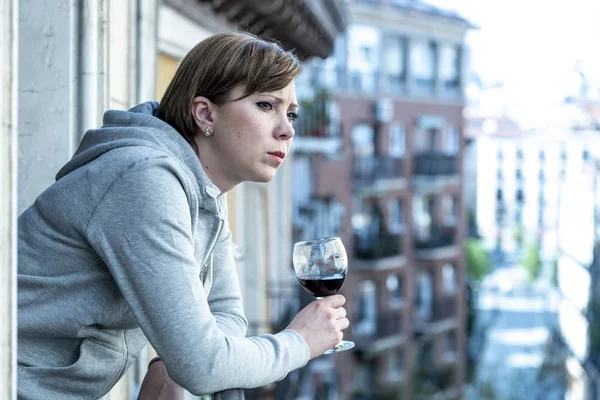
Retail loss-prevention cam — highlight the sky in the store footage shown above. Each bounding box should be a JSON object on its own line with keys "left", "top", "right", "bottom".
{"left": 424, "top": 0, "right": 600, "bottom": 121}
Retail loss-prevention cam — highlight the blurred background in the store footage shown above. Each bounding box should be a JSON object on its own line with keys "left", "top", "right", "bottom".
{"left": 2, "top": 0, "right": 600, "bottom": 399}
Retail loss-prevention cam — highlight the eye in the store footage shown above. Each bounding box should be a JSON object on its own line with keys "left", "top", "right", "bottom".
{"left": 257, "top": 101, "right": 274, "bottom": 111}
{"left": 287, "top": 112, "right": 299, "bottom": 121}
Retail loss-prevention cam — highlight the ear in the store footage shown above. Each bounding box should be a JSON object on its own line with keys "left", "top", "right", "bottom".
{"left": 191, "top": 96, "right": 216, "bottom": 133}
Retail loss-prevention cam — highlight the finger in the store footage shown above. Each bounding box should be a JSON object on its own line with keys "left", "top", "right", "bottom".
{"left": 335, "top": 317, "right": 350, "bottom": 331}
{"left": 332, "top": 306, "right": 346, "bottom": 320}
{"left": 323, "top": 294, "right": 345, "bottom": 308}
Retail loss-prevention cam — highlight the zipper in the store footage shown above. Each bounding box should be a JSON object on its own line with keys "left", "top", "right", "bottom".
{"left": 199, "top": 218, "right": 224, "bottom": 283}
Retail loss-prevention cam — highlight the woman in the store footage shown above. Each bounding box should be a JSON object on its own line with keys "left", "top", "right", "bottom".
{"left": 17, "top": 32, "right": 349, "bottom": 399}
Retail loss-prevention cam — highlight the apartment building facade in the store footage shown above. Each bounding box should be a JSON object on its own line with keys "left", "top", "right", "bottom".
{"left": 556, "top": 154, "right": 600, "bottom": 399}
{"left": 470, "top": 129, "right": 598, "bottom": 263}
{"left": 292, "top": 1, "right": 472, "bottom": 398}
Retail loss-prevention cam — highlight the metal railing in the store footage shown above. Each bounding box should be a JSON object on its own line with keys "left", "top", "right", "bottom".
{"left": 353, "top": 156, "right": 404, "bottom": 184}
{"left": 413, "top": 153, "right": 457, "bottom": 177}
{"left": 355, "top": 232, "right": 403, "bottom": 260}
{"left": 311, "top": 67, "right": 408, "bottom": 94}
{"left": 414, "top": 226, "right": 456, "bottom": 250}
{"left": 354, "top": 310, "right": 404, "bottom": 342}
{"left": 295, "top": 90, "right": 340, "bottom": 138}
{"left": 415, "top": 296, "right": 457, "bottom": 325}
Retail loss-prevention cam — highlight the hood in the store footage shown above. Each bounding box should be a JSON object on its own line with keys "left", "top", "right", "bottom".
{"left": 56, "top": 102, "right": 217, "bottom": 194}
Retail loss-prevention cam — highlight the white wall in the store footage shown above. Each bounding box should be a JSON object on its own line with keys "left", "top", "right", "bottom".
{"left": 1, "top": 0, "right": 18, "bottom": 397}
{"left": 18, "top": 0, "right": 112, "bottom": 214}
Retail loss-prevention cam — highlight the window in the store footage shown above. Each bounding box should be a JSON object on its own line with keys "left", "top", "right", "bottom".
{"left": 495, "top": 207, "right": 505, "bottom": 225}
{"left": 354, "top": 281, "right": 377, "bottom": 336}
{"left": 351, "top": 124, "right": 375, "bottom": 157}
{"left": 445, "top": 126, "right": 460, "bottom": 155}
{"left": 496, "top": 189, "right": 503, "bottom": 201}
{"left": 387, "top": 274, "right": 404, "bottom": 302}
{"left": 442, "top": 264, "right": 456, "bottom": 294}
{"left": 439, "top": 44, "right": 459, "bottom": 87}
{"left": 516, "top": 189, "right": 524, "bottom": 203}
{"left": 411, "top": 39, "right": 436, "bottom": 92}
{"left": 419, "top": 341, "right": 434, "bottom": 365}
{"left": 516, "top": 169, "right": 522, "bottom": 180}
{"left": 360, "top": 46, "right": 373, "bottom": 60}
{"left": 384, "top": 36, "right": 405, "bottom": 90}
{"left": 583, "top": 149, "right": 590, "bottom": 160}
{"left": 354, "top": 364, "right": 374, "bottom": 395}
{"left": 442, "top": 195, "right": 458, "bottom": 224}
{"left": 444, "top": 331, "right": 457, "bottom": 361}
{"left": 416, "top": 272, "right": 433, "bottom": 320}
{"left": 347, "top": 25, "right": 381, "bottom": 92}
{"left": 388, "top": 199, "right": 405, "bottom": 233}
{"left": 387, "top": 350, "right": 404, "bottom": 379}
{"left": 413, "top": 195, "right": 432, "bottom": 241}
{"left": 389, "top": 123, "right": 406, "bottom": 157}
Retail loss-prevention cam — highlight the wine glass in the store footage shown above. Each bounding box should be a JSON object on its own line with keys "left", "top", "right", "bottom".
{"left": 293, "top": 236, "right": 354, "bottom": 354}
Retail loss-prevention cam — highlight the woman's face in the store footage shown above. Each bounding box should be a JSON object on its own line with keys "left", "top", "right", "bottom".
{"left": 194, "top": 82, "right": 298, "bottom": 192}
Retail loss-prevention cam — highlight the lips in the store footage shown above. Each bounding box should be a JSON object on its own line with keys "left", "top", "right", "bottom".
{"left": 268, "top": 151, "right": 286, "bottom": 162}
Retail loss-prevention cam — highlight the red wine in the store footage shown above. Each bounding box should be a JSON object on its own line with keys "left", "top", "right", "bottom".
{"left": 298, "top": 274, "right": 345, "bottom": 297}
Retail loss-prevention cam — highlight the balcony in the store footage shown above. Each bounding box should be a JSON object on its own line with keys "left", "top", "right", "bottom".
{"left": 293, "top": 89, "right": 342, "bottom": 155}
{"left": 355, "top": 232, "right": 403, "bottom": 260}
{"left": 414, "top": 296, "right": 458, "bottom": 333}
{"left": 353, "top": 310, "right": 405, "bottom": 352}
{"left": 414, "top": 226, "right": 456, "bottom": 250}
{"left": 353, "top": 156, "right": 405, "bottom": 185}
{"left": 413, "top": 153, "right": 457, "bottom": 177}
{"left": 414, "top": 366, "right": 459, "bottom": 399}
{"left": 441, "top": 80, "right": 461, "bottom": 99}
{"left": 309, "top": 66, "right": 463, "bottom": 101}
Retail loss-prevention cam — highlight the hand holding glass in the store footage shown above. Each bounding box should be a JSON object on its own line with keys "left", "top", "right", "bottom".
{"left": 293, "top": 237, "right": 354, "bottom": 354}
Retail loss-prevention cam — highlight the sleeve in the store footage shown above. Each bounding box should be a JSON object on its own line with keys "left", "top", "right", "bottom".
{"left": 86, "top": 159, "right": 309, "bottom": 395}
{"left": 206, "top": 216, "right": 248, "bottom": 339}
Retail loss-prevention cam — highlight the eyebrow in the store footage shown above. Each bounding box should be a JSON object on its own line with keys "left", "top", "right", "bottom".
{"left": 259, "top": 94, "right": 299, "bottom": 110}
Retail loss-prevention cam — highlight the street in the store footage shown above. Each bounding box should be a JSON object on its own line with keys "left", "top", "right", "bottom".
{"left": 465, "top": 265, "right": 565, "bottom": 399}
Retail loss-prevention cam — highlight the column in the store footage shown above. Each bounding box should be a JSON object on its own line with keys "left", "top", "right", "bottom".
{"left": 18, "top": 0, "right": 108, "bottom": 213}
{"left": 0, "top": 0, "right": 18, "bottom": 397}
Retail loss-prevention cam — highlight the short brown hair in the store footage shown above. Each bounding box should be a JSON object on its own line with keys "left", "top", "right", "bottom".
{"left": 158, "top": 32, "right": 302, "bottom": 153}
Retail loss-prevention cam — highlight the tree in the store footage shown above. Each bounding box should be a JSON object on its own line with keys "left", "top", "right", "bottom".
{"left": 465, "top": 238, "right": 492, "bottom": 282}
{"left": 513, "top": 228, "right": 524, "bottom": 249}
{"left": 521, "top": 242, "right": 542, "bottom": 282}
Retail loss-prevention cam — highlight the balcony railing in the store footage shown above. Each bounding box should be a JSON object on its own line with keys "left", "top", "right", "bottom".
{"left": 311, "top": 67, "right": 409, "bottom": 95}
{"left": 414, "top": 226, "right": 456, "bottom": 250}
{"left": 353, "top": 156, "right": 404, "bottom": 184}
{"left": 413, "top": 153, "right": 457, "bottom": 177}
{"left": 355, "top": 232, "right": 403, "bottom": 260}
{"left": 415, "top": 296, "right": 457, "bottom": 326}
{"left": 353, "top": 310, "right": 404, "bottom": 343}
{"left": 295, "top": 90, "right": 339, "bottom": 138}
{"left": 377, "top": 311, "right": 404, "bottom": 339}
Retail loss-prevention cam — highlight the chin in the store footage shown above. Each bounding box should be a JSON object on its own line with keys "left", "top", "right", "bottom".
{"left": 250, "top": 168, "right": 277, "bottom": 183}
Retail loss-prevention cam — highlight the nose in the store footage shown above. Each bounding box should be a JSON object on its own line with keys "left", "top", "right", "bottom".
{"left": 276, "top": 116, "right": 295, "bottom": 140}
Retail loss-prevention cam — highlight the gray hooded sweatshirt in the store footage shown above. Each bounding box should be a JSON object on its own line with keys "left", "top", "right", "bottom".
{"left": 17, "top": 102, "right": 309, "bottom": 399}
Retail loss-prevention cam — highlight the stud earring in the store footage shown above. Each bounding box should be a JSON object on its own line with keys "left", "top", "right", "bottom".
{"left": 204, "top": 126, "right": 213, "bottom": 137}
